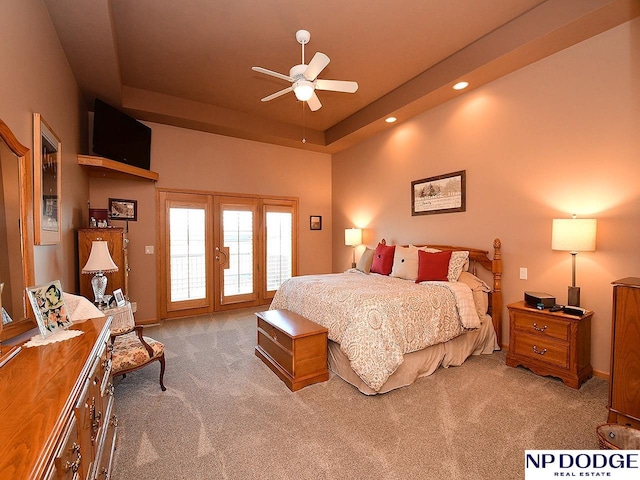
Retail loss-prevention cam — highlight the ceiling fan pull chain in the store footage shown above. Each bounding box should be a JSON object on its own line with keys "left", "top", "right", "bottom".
{"left": 302, "top": 102, "right": 306, "bottom": 143}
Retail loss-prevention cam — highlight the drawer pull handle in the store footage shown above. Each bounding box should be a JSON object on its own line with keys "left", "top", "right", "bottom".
{"left": 532, "top": 323, "right": 547, "bottom": 332}
{"left": 65, "top": 453, "right": 82, "bottom": 473}
{"left": 532, "top": 345, "right": 547, "bottom": 355}
{"left": 271, "top": 331, "right": 278, "bottom": 341}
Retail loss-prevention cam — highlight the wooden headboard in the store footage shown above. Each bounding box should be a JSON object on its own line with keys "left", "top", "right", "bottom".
{"left": 380, "top": 238, "right": 503, "bottom": 347}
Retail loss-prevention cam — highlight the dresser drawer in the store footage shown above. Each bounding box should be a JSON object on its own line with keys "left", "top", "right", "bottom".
{"left": 513, "top": 333, "right": 569, "bottom": 369}
{"left": 54, "top": 416, "right": 81, "bottom": 480}
{"left": 258, "top": 317, "right": 293, "bottom": 351}
{"left": 513, "top": 311, "right": 569, "bottom": 341}
{"left": 257, "top": 330, "right": 293, "bottom": 375}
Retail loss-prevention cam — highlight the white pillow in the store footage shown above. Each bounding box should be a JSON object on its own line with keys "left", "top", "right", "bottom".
{"left": 418, "top": 247, "right": 469, "bottom": 282}
{"left": 356, "top": 247, "right": 375, "bottom": 273}
{"left": 390, "top": 245, "right": 419, "bottom": 281}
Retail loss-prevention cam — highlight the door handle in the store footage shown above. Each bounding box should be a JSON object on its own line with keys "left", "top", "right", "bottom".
{"left": 215, "top": 246, "right": 229, "bottom": 268}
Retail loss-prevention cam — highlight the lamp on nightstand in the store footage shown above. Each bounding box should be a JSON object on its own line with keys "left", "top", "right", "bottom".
{"left": 82, "top": 240, "right": 119, "bottom": 308}
{"left": 551, "top": 215, "right": 597, "bottom": 307}
{"left": 345, "top": 228, "right": 362, "bottom": 269}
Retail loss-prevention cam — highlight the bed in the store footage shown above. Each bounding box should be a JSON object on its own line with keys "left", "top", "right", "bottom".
{"left": 270, "top": 238, "right": 503, "bottom": 395}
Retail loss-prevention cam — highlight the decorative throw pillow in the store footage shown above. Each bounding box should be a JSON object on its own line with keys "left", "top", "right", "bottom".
{"left": 390, "top": 245, "right": 419, "bottom": 280}
{"left": 419, "top": 247, "right": 469, "bottom": 282}
{"left": 416, "top": 249, "right": 452, "bottom": 282}
{"left": 447, "top": 250, "right": 470, "bottom": 282}
{"left": 370, "top": 243, "right": 396, "bottom": 275}
{"left": 356, "top": 247, "right": 375, "bottom": 273}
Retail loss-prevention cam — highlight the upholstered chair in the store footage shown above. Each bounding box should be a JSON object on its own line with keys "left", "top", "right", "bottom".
{"left": 105, "top": 302, "right": 166, "bottom": 391}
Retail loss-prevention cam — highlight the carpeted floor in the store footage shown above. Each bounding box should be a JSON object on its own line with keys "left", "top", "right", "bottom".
{"left": 111, "top": 307, "right": 609, "bottom": 480}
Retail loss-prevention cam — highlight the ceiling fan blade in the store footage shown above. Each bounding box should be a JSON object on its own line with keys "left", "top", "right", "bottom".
{"left": 315, "top": 79, "right": 359, "bottom": 93}
{"left": 261, "top": 86, "right": 293, "bottom": 102}
{"left": 252, "top": 66, "right": 294, "bottom": 83}
{"left": 304, "top": 52, "right": 330, "bottom": 81}
{"left": 306, "top": 91, "right": 322, "bottom": 111}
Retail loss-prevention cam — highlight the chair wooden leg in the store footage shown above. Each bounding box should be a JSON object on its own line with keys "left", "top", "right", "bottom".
{"left": 158, "top": 354, "right": 167, "bottom": 391}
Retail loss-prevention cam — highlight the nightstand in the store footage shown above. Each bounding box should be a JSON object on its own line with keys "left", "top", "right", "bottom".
{"left": 506, "top": 301, "right": 593, "bottom": 389}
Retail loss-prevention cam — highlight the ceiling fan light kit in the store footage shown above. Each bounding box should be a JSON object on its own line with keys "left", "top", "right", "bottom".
{"left": 252, "top": 29, "right": 358, "bottom": 111}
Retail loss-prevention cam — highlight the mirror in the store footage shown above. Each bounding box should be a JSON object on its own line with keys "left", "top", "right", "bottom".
{"left": 0, "top": 118, "right": 36, "bottom": 342}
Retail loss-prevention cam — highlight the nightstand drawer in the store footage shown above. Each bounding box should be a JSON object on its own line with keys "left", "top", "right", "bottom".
{"left": 512, "top": 333, "right": 569, "bottom": 369}
{"left": 513, "top": 312, "right": 569, "bottom": 341}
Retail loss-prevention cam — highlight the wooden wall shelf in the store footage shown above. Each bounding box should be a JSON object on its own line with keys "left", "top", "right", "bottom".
{"left": 78, "top": 154, "right": 159, "bottom": 181}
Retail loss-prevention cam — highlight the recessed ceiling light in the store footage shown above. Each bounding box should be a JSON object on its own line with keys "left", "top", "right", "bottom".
{"left": 385, "top": 116, "right": 397, "bottom": 123}
{"left": 453, "top": 81, "right": 469, "bottom": 90}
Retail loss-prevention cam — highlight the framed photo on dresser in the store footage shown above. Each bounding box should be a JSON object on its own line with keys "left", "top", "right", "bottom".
{"left": 113, "top": 288, "right": 126, "bottom": 307}
{"left": 26, "top": 280, "right": 72, "bottom": 337}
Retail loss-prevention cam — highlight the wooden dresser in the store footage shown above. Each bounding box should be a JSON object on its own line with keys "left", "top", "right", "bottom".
{"left": 608, "top": 278, "right": 640, "bottom": 428}
{"left": 0, "top": 316, "right": 117, "bottom": 479}
{"left": 255, "top": 309, "right": 329, "bottom": 391}
{"left": 506, "top": 301, "right": 593, "bottom": 389}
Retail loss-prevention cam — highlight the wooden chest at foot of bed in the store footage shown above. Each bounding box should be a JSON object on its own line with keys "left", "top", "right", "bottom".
{"left": 255, "top": 309, "right": 329, "bottom": 391}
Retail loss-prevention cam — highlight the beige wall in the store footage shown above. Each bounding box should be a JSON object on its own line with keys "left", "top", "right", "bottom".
{"left": 332, "top": 18, "right": 640, "bottom": 376}
{"left": 89, "top": 123, "right": 332, "bottom": 322}
{"left": 0, "top": 0, "right": 88, "bottom": 293}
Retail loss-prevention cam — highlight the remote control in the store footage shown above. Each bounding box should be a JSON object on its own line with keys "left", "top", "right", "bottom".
{"left": 549, "top": 304, "right": 564, "bottom": 312}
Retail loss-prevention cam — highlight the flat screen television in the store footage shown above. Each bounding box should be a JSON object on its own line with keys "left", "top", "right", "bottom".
{"left": 92, "top": 99, "right": 152, "bottom": 170}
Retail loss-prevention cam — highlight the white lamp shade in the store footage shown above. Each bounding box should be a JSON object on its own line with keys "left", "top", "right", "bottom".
{"left": 294, "top": 81, "right": 314, "bottom": 101}
{"left": 344, "top": 228, "right": 362, "bottom": 247}
{"left": 551, "top": 218, "right": 597, "bottom": 252}
{"left": 82, "top": 241, "right": 119, "bottom": 273}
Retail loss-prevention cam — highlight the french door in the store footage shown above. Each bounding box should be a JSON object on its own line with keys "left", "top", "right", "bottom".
{"left": 158, "top": 192, "right": 213, "bottom": 318}
{"left": 214, "top": 196, "right": 259, "bottom": 309}
{"left": 158, "top": 190, "right": 297, "bottom": 319}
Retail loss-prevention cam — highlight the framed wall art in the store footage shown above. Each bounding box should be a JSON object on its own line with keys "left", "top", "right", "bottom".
{"left": 108, "top": 198, "right": 137, "bottom": 221}
{"left": 310, "top": 215, "right": 322, "bottom": 230}
{"left": 411, "top": 170, "right": 466, "bottom": 216}
{"left": 33, "top": 113, "right": 62, "bottom": 245}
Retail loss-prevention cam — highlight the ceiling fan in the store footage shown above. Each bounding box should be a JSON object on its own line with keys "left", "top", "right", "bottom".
{"left": 252, "top": 29, "right": 358, "bottom": 111}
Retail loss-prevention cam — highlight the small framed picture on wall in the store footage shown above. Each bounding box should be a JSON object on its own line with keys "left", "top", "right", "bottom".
{"left": 108, "top": 198, "right": 138, "bottom": 221}
{"left": 310, "top": 215, "right": 322, "bottom": 230}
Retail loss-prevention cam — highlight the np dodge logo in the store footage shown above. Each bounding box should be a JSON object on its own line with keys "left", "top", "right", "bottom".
{"left": 525, "top": 451, "right": 639, "bottom": 479}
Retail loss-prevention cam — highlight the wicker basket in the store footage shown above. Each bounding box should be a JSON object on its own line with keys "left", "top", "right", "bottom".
{"left": 596, "top": 424, "right": 640, "bottom": 450}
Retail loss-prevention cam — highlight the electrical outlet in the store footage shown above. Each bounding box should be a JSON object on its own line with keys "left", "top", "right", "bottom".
{"left": 519, "top": 267, "right": 528, "bottom": 280}
{"left": 145, "top": 245, "right": 154, "bottom": 254}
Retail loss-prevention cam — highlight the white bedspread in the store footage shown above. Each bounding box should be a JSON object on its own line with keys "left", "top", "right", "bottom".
{"left": 270, "top": 271, "right": 480, "bottom": 391}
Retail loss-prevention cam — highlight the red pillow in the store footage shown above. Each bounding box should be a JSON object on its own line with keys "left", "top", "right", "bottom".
{"left": 416, "top": 249, "right": 452, "bottom": 282}
{"left": 370, "top": 243, "right": 396, "bottom": 275}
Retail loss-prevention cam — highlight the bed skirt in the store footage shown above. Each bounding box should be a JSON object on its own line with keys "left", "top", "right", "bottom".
{"left": 327, "top": 314, "right": 499, "bottom": 395}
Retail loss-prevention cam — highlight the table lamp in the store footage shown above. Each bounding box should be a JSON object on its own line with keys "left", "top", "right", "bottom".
{"left": 551, "top": 215, "right": 597, "bottom": 307}
{"left": 82, "top": 240, "right": 119, "bottom": 307}
{"left": 345, "top": 228, "right": 362, "bottom": 268}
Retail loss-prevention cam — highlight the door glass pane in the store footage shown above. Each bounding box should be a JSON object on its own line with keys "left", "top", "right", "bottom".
{"left": 169, "top": 208, "right": 206, "bottom": 301}
{"left": 223, "top": 210, "right": 253, "bottom": 296}
{"left": 266, "top": 211, "right": 292, "bottom": 290}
